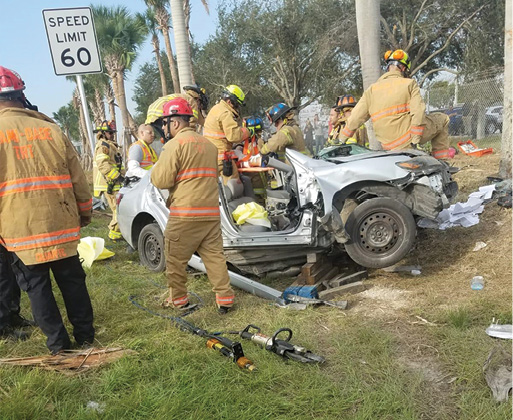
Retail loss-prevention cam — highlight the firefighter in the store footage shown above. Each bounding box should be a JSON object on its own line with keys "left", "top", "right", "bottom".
{"left": 337, "top": 49, "right": 452, "bottom": 160}
{"left": 0, "top": 66, "right": 94, "bottom": 354}
{"left": 145, "top": 84, "right": 209, "bottom": 132}
{"left": 203, "top": 85, "right": 250, "bottom": 182}
{"left": 236, "top": 116, "right": 267, "bottom": 199}
{"left": 327, "top": 95, "right": 368, "bottom": 147}
{"left": 260, "top": 102, "right": 306, "bottom": 162}
{"left": 93, "top": 120, "right": 125, "bottom": 241}
{"left": 126, "top": 124, "right": 158, "bottom": 178}
{"left": 150, "top": 97, "right": 235, "bottom": 315}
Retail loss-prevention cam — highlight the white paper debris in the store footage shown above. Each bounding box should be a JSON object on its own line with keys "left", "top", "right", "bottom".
{"left": 418, "top": 184, "right": 496, "bottom": 230}
{"left": 473, "top": 241, "right": 487, "bottom": 251}
{"left": 486, "top": 324, "right": 513, "bottom": 340}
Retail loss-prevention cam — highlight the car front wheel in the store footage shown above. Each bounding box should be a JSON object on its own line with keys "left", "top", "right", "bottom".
{"left": 344, "top": 197, "right": 416, "bottom": 268}
{"left": 138, "top": 223, "right": 166, "bottom": 272}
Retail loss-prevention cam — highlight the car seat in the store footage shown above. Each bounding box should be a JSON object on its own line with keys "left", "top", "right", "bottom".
{"left": 222, "top": 178, "right": 270, "bottom": 232}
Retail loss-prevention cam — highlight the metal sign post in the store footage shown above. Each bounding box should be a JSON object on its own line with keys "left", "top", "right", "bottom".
{"left": 76, "top": 75, "right": 96, "bottom": 155}
{"left": 42, "top": 7, "right": 102, "bottom": 153}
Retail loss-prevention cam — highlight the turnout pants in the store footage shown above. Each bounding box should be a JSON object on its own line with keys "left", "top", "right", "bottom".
{"left": 421, "top": 113, "right": 451, "bottom": 159}
{"left": 164, "top": 219, "right": 234, "bottom": 308}
{"left": 104, "top": 192, "right": 122, "bottom": 240}
{"left": 10, "top": 253, "right": 94, "bottom": 354}
{"left": 0, "top": 245, "right": 20, "bottom": 330}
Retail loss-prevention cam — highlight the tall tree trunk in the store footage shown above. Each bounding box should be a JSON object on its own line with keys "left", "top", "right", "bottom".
{"left": 183, "top": 0, "right": 195, "bottom": 83}
{"left": 74, "top": 90, "right": 93, "bottom": 170}
{"left": 170, "top": 0, "right": 194, "bottom": 87}
{"left": 153, "top": 35, "right": 168, "bottom": 95}
{"left": 356, "top": 0, "right": 381, "bottom": 150}
{"left": 499, "top": 0, "right": 512, "bottom": 178}
{"left": 106, "top": 84, "right": 116, "bottom": 123}
{"left": 91, "top": 88, "right": 106, "bottom": 125}
{"left": 110, "top": 69, "right": 136, "bottom": 158}
{"left": 162, "top": 26, "right": 180, "bottom": 92}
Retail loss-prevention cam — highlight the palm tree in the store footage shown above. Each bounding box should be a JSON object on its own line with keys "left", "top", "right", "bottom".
{"left": 355, "top": 0, "right": 381, "bottom": 149}
{"left": 92, "top": 5, "right": 147, "bottom": 146}
{"left": 145, "top": 0, "right": 180, "bottom": 93}
{"left": 53, "top": 103, "right": 79, "bottom": 142}
{"left": 82, "top": 73, "right": 110, "bottom": 126}
{"left": 182, "top": 0, "right": 209, "bottom": 83}
{"left": 171, "top": 0, "right": 209, "bottom": 86}
{"left": 137, "top": 9, "right": 168, "bottom": 95}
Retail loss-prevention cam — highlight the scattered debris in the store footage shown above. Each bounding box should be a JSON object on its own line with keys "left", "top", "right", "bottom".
{"left": 275, "top": 302, "right": 308, "bottom": 311}
{"left": 86, "top": 401, "right": 106, "bottom": 413}
{"left": 0, "top": 347, "right": 136, "bottom": 373}
{"left": 325, "top": 270, "right": 368, "bottom": 288}
{"left": 383, "top": 265, "right": 422, "bottom": 275}
{"left": 471, "top": 275, "right": 485, "bottom": 290}
{"left": 486, "top": 319, "right": 513, "bottom": 340}
{"left": 92, "top": 197, "right": 107, "bottom": 211}
{"left": 472, "top": 241, "right": 487, "bottom": 252}
{"left": 483, "top": 346, "right": 512, "bottom": 402}
{"left": 318, "top": 281, "right": 366, "bottom": 300}
{"left": 494, "top": 179, "right": 512, "bottom": 208}
{"left": 412, "top": 315, "right": 438, "bottom": 326}
{"left": 286, "top": 294, "right": 348, "bottom": 310}
{"left": 77, "top": 237, "right": 115, "bottom": 268}
{"left": 418, "top": 184, "right": 495, "bottom": 230}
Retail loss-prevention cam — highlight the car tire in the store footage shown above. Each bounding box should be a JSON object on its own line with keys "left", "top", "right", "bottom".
{"left": 344, "top": 197, "right": 416, "bottom": 269}
{"left": 138, "top": 223, "right": 166, "bottom": 273}
{"left": 485, "top": 121, "right": 496, "bottom": 135}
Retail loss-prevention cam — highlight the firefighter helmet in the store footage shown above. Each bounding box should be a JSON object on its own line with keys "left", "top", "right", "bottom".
{"left": 93, "top": 120, "right": 117, "bottom": 133}
{"left": 162, "top": 97, "right": 194, "bottom": 118}
{"left": 244, "top": 116, "right": 263, "bottom": 132}
{"left": 183, "top": 84, "right": 209, "bottom": 111}
{"left": 384, "top": 49, "right": 411, "bottom": 70}
{"left": 335, "top": 95, "right": 357, "bottom": 110}
{"left": 222, "top": 84, "right": 246, "bottom": 107}
{"left": 0, "top": 66, "right": 26, "bottom": 98}
{"left": 266, "top": 102, "right": 295, "bottom": 124}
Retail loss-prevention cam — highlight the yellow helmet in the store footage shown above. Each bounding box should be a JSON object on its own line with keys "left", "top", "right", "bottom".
{"left": 145, "top": 94, "right": 179, "bottom": 124}
{"left": 93, "top": 120, "right": 116, "bottom": 133}
{"left": 384, "top": 49, "right": 411, "bottom": 70}
{"left": 223, "top": 84, "right": 246, "bottom": 106}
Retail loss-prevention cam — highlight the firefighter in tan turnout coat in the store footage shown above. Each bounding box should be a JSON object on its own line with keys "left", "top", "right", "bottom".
{"left": 337, "top": 50, "right": 452, "bottom": 160}
{"left": 150, "top": 97, "right": 235, "bottom": 314}
{"left": 93, "top": 120, "right": 125, "bottom": 240}
{"left": 0, "top": 66, "right": 94, "bottom": 354}
{"left": 260, "top": 102, "right": 306, "bottom": 162}
{"left": 203, "top": 85, "right": 250, "bottom": 182}
{"left": 327, "top": 95, "right": 368, "bottom": 147}
{"left": 145, "top": 84, "right": 209, "bottom": 132}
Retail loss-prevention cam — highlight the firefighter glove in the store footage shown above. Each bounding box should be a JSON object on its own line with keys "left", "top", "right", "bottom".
{"left": 411, "top": 135, "right": 422, "bottom": 145}
{"left": 80, "top": 215, "right": 92, "bottom": 227}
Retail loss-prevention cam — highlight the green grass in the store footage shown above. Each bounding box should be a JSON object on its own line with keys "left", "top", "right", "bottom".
{"left": 0, "top": 214, "right": 511, "bottom": 419}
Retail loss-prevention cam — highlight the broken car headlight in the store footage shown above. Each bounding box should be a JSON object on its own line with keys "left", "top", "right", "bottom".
{"left": 396, "top": 157, "right": 443, "bottom": 176}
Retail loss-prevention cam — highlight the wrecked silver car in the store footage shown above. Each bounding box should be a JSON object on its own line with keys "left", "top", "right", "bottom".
{"left": 116, "top": 145, "right": 457, "bottom": 276}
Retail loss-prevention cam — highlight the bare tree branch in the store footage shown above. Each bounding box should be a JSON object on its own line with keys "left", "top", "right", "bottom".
{"left": 407, "top": 0, "right": 429, "bottom": 51}
{"left": 411, "top": 3, "right": 488, "bottom": 76}
{"left": 418, "top": 67, "right": 460, "bottom": 87}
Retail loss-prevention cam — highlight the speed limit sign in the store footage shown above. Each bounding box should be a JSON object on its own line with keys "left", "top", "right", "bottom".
{"left": 42, "top": 7, "right": 102, "bottom": 76}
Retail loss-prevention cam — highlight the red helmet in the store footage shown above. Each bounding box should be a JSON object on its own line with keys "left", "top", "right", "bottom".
{"left": 162, "top": 97, "right": 194, "bottom": 118}
{"left": 0, "top": 66, "right": 25, "bottom": 96}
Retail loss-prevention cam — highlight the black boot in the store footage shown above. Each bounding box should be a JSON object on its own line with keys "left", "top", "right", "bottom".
{"left": 218, "top": 306, "right": 233, "bottom": 315}
{"left": 0, "top": 326, "right": 29, "bottom": 341}
{"left": 10, "top": 313, "right": 36, "bottom": 328}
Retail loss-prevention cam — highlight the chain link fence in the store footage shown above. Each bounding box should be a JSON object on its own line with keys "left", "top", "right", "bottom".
{"left": 422, "top": 68, "right": 504, "bottom": 149}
